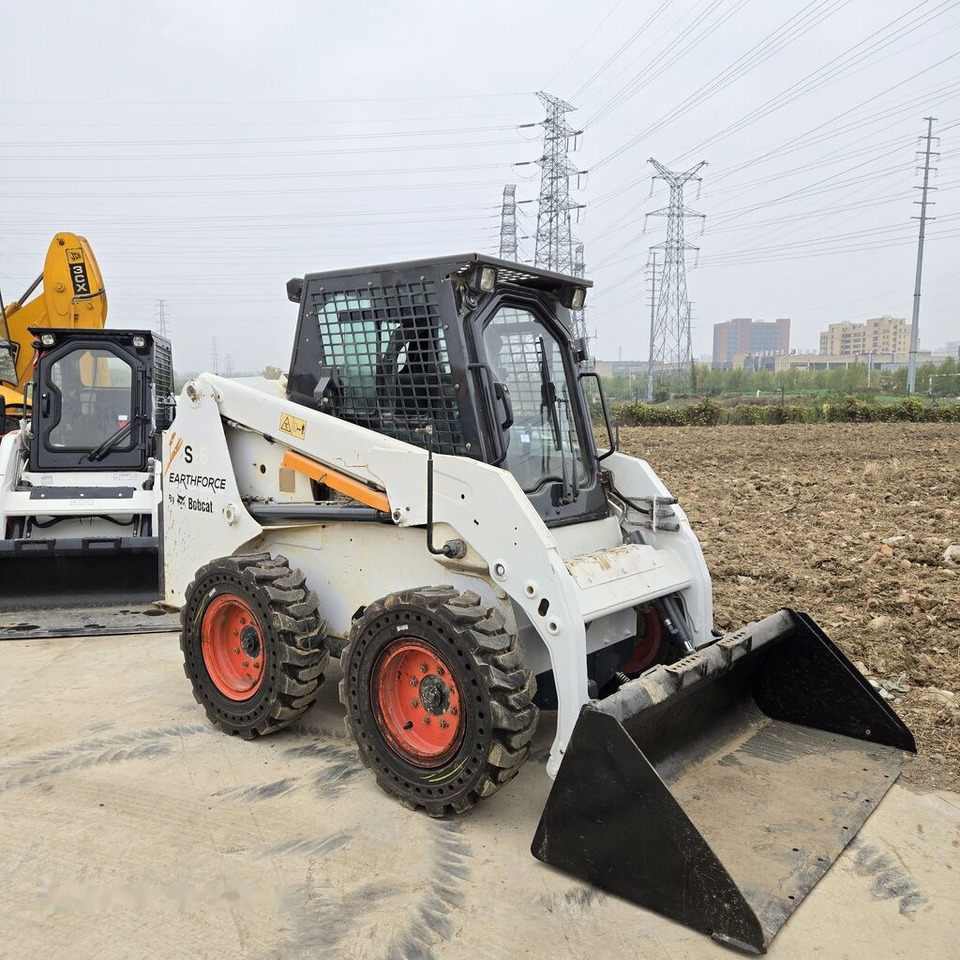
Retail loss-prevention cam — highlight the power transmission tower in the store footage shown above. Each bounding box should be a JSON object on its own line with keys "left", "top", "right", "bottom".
{"left": 499, "top": 184, "right": 518, "bottom": 261}
{"left": 210, "top": 336, "right": 220, "bottom": 376}
{"left": 644, "top": 159, "right": 706, "bottom": 399}
{"left": 155, "top": 299, "right": 170, "bottom": 340}
{"left": 907, "top": 116, "right": 939, "bottom": 395}
{"left": 645, "top": 252, "right": 659, "bottom": 401}
{"left": 571, "top": 241, "right": 589, "bottom": 348}
{"left": 533, "top": 91, "right": 585, "bottom": 278}
{"left": 223, "top": 353, "right": 235, "bottom": 378}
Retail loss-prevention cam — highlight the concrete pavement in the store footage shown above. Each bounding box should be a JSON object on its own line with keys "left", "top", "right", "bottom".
{"left": 1, "top": 632, "right": 957, "bottom": 960}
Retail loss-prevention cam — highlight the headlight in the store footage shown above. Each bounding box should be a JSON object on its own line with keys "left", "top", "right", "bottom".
{"left": 132, "top": 335, "right": 146, "bottom": 348}
{"left": 40, "top": 333, "right": 56, "bottom": 346}
{"left": 571, "top": 287, "right": 586, "bottom": 311}
{"left": 479, "top": 266, "right": 497, "bottom": 292}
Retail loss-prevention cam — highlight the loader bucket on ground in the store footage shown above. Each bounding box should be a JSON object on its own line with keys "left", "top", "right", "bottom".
{"left": 532, "top": 610, "right": 915, "bottom": 955}
{"left": 0, "top": 549, "right": 178, "bottom": 639}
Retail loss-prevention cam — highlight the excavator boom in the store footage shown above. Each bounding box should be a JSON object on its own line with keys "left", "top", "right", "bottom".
{"left": 1, "top": 232, "right": 107, "bottom": 416}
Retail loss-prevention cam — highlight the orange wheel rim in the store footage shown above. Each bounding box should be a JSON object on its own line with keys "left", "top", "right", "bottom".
{"left": 201, "top": 594, "right": 266, "bottom": 700}
{"left": 622, "top": 607, "right": 662, "bottom": 675}
{"left": 373, "top": 639, "right": 464, "bottom": 767}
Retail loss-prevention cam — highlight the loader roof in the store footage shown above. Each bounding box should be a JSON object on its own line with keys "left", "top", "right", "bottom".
{"left": 292, "top": 253, "right": 592, "bottom": 297}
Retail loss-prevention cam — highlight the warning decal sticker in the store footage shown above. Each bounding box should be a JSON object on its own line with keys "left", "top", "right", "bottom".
{"left": 279, "top": 412, "right": 307, "bottom": 440}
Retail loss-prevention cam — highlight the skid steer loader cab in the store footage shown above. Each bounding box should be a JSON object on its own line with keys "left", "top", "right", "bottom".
{"left": 0, "top": 328, "right": 174, "bottom": 616}
{"left": 29, "top": 330, "right": 157, "bottom": 471}
{"left": 285, "top": 255, "right": 606, "bottom": 527}
{"left": 164, "top": 253, "right": 914, "bottom": 954}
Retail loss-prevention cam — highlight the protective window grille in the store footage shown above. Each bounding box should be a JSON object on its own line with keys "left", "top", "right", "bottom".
{"left": 484, "top": 307, "right": 587, "bottom": 492}
{"left": 312, "top": 281, "right": 465, "bottom": 455}
{"left": 153, "top": 337, "right": 175, "bottom": 431}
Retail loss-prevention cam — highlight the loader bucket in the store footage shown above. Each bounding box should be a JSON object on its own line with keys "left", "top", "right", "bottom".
{"left": 532, "top": 610, "right": 915, "bottom": 955}
{"left": 0, "top": 547, "right": 178, "bottom": 639}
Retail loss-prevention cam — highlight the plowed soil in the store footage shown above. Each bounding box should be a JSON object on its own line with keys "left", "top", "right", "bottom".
{"left": 617, "top": 422, "right": 959, "bottom": 792}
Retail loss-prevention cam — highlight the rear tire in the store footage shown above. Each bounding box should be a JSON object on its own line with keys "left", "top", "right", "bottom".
{"left": 340, "top": 586, "right": 538, "bottom": 816}
{"left": 181, "top": 553, "right": 328, "bottom": 738}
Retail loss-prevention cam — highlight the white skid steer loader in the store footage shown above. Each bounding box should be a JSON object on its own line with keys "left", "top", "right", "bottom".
{"left": 163, "top": 255, "right": 914, "bottom": 954}
{"left": 0, "top": 327, "right": 178, "bottom": 637}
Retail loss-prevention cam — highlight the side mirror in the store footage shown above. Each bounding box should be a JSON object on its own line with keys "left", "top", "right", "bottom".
{"left": 0, "top": 340, "right": 18, "bottom": 388}
{"left": 286, "top": 277, "right": 304, "bottom": 303}
{"left": 579, "top": 371, "right": 616, "bottom": 461}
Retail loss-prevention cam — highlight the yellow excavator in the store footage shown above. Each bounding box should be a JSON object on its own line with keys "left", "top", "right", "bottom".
{"left": 0, "top": 232, "right": 107, "bottom": 427}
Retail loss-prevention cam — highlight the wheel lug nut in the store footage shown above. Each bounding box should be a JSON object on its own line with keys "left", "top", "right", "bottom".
{"left": 422, "top": 716, "right": 431, "bottom": 725}
{"left": 438, "top": 719, "right": 449, "bottom": 729}
{"left": 411, "top": 699, "right": 419, "bottom": 708}
{"left": 437, "top": 667, "right": 445, "bottom": 676}
{"left": 450, "top": 706, "right": 458, "bottom": 716}
{"left": 409, "top": 677, "right": 419, "bottom": 686}
{"left": 234, "top": 647, "right": 241, "bottom": 654}
{"left": 253, "top": 662, "right": 260, "bottom": 669}
{"left": 242, "top": 660, "right": 249, "bottom": 667}
{"left": 420, "top": 663, "right": 428, "bottom": 673}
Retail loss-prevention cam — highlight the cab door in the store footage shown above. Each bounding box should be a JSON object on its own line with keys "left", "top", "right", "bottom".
{"left": 472, "top": 294, "right": 609, "bottom": 527}
{"left": 30, "top": 338, "right": 148, "bottom": 471}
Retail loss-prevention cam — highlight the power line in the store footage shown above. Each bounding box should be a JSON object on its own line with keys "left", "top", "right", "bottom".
{"left": 570, "top": 0, "right": 675, "bottom": 104}
{"left": 672, "top": 0, "right": 960, "bottom": 163}
{"left": 545, "top": 0, "right": 627, "bottom": 91}
{"left": 590, "top": 0, "right": 848, "bottom": 151}
{"left": 0, "top": 92, "right": 533, "bottom": 107}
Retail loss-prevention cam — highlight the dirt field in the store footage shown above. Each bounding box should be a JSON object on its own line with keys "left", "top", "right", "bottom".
{"left": 618, "top": 422, "right": 959, "bottom": 792}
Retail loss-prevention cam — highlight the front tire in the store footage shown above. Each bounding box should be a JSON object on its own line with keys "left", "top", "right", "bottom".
{"left": 340, "top": 586, "right": 538, "bottom": 816}
{"left": 181, "top": 553, "right": 329, "bottom": 738}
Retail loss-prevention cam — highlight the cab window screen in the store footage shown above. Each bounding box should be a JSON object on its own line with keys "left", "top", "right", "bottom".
{"left": 48, "top": 349, "right": 134, "bottom": 451}
{"left": 311, "top": 281, "right": 466, "bottom": 455}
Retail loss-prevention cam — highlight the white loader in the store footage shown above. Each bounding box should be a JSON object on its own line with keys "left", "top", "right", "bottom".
{"left": 162, "top": 255, "right": 914, "bottom": 954}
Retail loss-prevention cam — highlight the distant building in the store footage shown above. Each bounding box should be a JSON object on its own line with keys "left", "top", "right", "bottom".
{"left": 712, "top": 318, "right": 790, "bottom": 368}
{"left": 593, "top": 359, "right": 648, "bottom": 378}
{"left": 818, "top": 316, "right": 911, "bottom": 357}
{"left": 944, "top": 340, "right": 960, "bottom": 358}
{"left": 773, "top": 350, "right": 949, "bottom": 373}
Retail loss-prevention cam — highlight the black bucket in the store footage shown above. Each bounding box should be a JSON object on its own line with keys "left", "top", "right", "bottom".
{"left": 531, "top": 610, "right": 915, "bottom": 954}
{"left": 0, "top": 540, "right": 178, "bottom": 639}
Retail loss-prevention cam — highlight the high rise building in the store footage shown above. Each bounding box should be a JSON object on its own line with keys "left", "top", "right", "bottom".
{"left": 712, "top": 317, "right": 790, "bottom": 367}
{"left": 818, "top": 316, "right": 911, "bottom": 357}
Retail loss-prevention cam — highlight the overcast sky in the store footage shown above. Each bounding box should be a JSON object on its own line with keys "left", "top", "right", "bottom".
{"left": 1, "top": 0, "right": 957, "bottom": 372}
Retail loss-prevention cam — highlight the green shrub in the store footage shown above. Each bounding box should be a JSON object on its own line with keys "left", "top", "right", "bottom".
{"left": 612, "top": 396, "right": 960, "bottom": 427}
{"left": 683, "top": 398, "right": 722, "bottom": 426}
